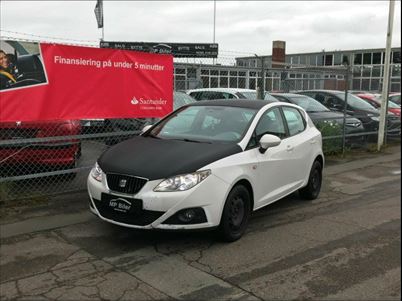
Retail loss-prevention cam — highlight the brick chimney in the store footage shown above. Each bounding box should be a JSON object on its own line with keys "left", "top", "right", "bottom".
{"left": 272, "top": 41, "right": 286, "bottom": 68}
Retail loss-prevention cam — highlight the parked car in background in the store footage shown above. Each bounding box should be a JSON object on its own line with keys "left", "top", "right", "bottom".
{"left": 356, "top": 93, "right": 401, "bottom": 117}
{"left": 104, "top": 92, "right": 196, "bottom": 145}
{"left": 187, "top": 88, "right": 279, "bottom": 101}
{"left": 297, "top": 90, "right": 401, "bottom": 137}
{"left": 88, "top": 100, "right": 323, "bottom": 241}
{"left": 270, "top": 93, "right": 365, "bottom": 142}
{"left": 389, "top": 93, "right": 401, "bottom": 105}
{"left": 0, "top": 120, "right": 81, "bottom": 175}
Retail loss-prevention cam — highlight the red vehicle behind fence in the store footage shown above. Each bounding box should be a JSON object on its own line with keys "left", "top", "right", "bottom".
{"left": 0, "top": 120, "right": 81, "bottom": 173}
{"left": 357, "top": 93, "right": 401, "bottom": 117}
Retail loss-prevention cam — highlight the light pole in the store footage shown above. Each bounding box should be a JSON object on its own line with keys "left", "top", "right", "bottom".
{"left": 378, "top": 0, "right": 395, "bottom": 151}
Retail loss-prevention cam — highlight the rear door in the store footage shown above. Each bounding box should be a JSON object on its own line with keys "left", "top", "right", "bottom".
{"left": 281, "top": 106, "right": 313, "bottom": 183}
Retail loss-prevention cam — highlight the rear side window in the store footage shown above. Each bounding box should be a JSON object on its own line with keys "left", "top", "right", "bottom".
{"left": 282, "top": 107, "right": 306, "bottom": 136}
{"left": 189, "top": 92, "right": 202, "bottom": 100}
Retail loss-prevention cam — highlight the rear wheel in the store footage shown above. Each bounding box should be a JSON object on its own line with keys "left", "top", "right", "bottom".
{"left": 218, "top": 185, "right": 251, "bottom": 242}
{"left": 299, "top": 161, "right": 322, "bottom": 200}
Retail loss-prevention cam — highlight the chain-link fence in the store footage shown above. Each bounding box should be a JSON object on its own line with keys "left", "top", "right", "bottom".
{"left": 1, "top": 49, "right": 400, "bottom": 202}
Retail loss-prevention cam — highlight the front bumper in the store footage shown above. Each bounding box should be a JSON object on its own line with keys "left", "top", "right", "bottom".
{"left": 87, "top": 172, "right": 230, "bottom": 230}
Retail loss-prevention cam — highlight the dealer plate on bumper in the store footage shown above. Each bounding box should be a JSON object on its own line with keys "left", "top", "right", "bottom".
{"left": 101, "top": 193, "right": 142, "bottom": 214}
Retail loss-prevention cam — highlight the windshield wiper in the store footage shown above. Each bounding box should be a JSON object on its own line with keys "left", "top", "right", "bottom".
{"left": 173, "top": 138, "right": 212, "bottom": 144}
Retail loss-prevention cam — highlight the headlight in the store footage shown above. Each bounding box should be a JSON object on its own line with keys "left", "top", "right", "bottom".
{"left": 346, "top": 121, "right": 361, "bottom": 128}
{"left": 154, "top": 170, "right": 211, "bottom": 192}
{"left": 370, "top": 116, "right": 380, "bottom": 122}
{"left": 90, "top": 162, "right": 103, "bottom": 182}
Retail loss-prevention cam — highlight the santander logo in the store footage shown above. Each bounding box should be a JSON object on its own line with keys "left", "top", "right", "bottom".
{"left": 130, "top": 97, "right": 139, "bottom": 105}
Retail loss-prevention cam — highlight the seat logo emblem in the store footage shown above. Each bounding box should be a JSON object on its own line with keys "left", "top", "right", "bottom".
{"left": 119, "top": 179, "right": 127, "bottom": 188}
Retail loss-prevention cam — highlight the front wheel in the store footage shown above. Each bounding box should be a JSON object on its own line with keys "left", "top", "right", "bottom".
{"left": 299, "top": 161, "right": 322, "bottom": 200}
{"left": 218, "top": 185, "right": 251, "bottom": 242}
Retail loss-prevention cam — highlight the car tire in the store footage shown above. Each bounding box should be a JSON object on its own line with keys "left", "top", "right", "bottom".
{"left": 218, "top": 185, "right": 251, "bottom": 242}
{"left": 299, "top": 160, "right": 322, "bottom": 200}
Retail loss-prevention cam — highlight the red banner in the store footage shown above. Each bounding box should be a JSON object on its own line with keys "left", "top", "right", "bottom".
{"left": 0, "top": 41, "right": 173, "bottom": 122}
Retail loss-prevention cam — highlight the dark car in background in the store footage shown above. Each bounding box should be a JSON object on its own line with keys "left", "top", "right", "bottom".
{"left": 270, "top": 93, "right": 365, "bottom": 140}
{"left": 297, "top": 90, "right": 401, "bottom": 138}
{"left": 0, "top": 120, "right": 81, "bottom": 175}
{"left": 104, "top": 92, "right": 196, "bottom": 145}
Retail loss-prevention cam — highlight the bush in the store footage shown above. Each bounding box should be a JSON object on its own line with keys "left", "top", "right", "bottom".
{"left": 315, "top": 121, "right": 343, "bottom": 155}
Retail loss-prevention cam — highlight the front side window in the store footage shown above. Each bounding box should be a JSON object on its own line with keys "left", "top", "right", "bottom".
{"left": 255, "top": 108, "right": 287, "bottom": 140}
{"left": 247, "top": 107, "right": 287, "bottom": 149}
{"left": 282, "top": 107, "right": 306, "bottom": 136}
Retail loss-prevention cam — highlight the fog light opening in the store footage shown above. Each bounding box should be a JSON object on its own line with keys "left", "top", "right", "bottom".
{"left": 178, "top": 209, "right": 196, "bottom": 223}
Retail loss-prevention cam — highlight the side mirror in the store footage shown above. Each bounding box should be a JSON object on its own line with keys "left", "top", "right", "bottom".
{"left": 259, "top": 134, "right": 281, "bottom": 154}
{"left": 141, "top": 124, "right": 153, "bottom": 134}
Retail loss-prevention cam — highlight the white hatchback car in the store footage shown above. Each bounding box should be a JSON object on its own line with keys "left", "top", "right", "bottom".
{"left": 88, "top": 100, "right": 324, "bottom": 241}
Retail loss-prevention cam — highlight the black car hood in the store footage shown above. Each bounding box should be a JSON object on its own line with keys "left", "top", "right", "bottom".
{"left": 308, "top": 111, "right": 346, "bottom": 121}
{"left": 98, "top": 136, "right": 242, "bottom": 180}
{"left": 308, "top": 111, "right": 358, "bottom": 123}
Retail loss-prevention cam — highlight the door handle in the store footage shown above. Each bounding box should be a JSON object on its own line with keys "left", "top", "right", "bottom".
{"left": 286, "top": 145, "right": 294, "bottom": 152}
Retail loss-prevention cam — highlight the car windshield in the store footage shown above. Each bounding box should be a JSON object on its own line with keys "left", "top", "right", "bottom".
{"left": 288, "top": 95, "right": 330, "bottom": 112}
{"left": 239, "top": 91, "right": 257, "bottom": 99}
{"left": 389, "top": 94, "right": 401, "bottom": 104}
{"left": 173, "top": 92, "right": 195, "bottom": 110}
{"left": 264, "top": 93, "right": 279, "bottom": 101}
{"left": 147, "top": 106, "right": 257, "bottom": 143}
{"left": 335, "top": 92, "right": 378, "bottom": 112}
{"left": 388, "top": 100, "right": 400, "bottom": 109}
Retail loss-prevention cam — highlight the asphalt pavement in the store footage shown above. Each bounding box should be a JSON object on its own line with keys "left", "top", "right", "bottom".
{"left": 0, "top": 146, "right": 400, "bottom": 300}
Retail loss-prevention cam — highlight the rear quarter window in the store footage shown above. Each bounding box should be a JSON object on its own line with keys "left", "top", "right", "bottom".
{"left": 282, "top": 107, "right": 306, "bottom": 136}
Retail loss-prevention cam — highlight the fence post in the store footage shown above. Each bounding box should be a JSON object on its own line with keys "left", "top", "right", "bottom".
{"left": 342, "top": 65, "right": 350, "bottom": 157}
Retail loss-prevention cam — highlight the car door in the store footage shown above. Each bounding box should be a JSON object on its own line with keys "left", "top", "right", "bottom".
{"left": 248, "top": 106, "right": 296, "bottom": 208}
{"left": 281, "top": 106, "right": 313, "bottom": 184}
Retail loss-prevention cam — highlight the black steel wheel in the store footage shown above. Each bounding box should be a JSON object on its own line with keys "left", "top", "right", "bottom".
{"left": 218, "top": 185, "right": 251, "bottom": 242}
{"left": 299, "top": 160, "right": 322, "bottom": 200}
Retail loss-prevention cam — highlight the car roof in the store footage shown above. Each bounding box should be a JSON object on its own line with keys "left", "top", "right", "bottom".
{"left": 187, "top": 88, "right": 257, "bottom": 94}
{"left": 271, "top": 93, "right": 308, "bottom": 98}
{"left": 298, "top": 89, "right": 344, "bottom": 94}
{"left": 186, "top": 99, "right": 274, "bottom": 110}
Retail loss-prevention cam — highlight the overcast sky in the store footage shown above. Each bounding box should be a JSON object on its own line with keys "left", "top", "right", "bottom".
{"left": 1, "top": 1, "right": 401, "bottom": 57}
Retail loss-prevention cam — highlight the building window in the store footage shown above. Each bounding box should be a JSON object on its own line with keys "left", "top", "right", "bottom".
{"left": 324, "top": 54, "right": 333, "bottom": 66}
{"left": 220, "top": 77, "right": 228, "bottom": 88}
{"left": 372, "top": 66, "right": 381, "bottom": 77}
{"left": 334, "top": 53, "right": 342, "bottom": 65}
{"left": 210, "top": 77, "right": 218, "bottom": 88}
{"left": 229, "top": 77, "right": 237, "bottom": 88}
{"left": 201, "top": 76, "right": 209, "bottom": 88}
{"left": 363, "top": 53, "right": 372, "bottom": 65}
{"left": 175, "top": 68, "right": 186, "bottom": 75}
{"left": 354, "top": 53, "right": 362, "bottom": 65}
{"left": 393, "top": 51, "right": 401, "bottom": 63}
{"left": 372, "top": 52, "right": 382, "bottom": 64}
{"left": 371, "top": 79, "right": 380, "bottom": 91}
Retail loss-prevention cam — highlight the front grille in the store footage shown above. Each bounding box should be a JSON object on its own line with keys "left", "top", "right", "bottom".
{"left": 0, "top": 128, "right": 38, "bottom": 140}
{"left": 93, "top": 198, "right": 164, "bottom": 226}
{"left": 106, "top": 173, "right": 148, "bottom": 194}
